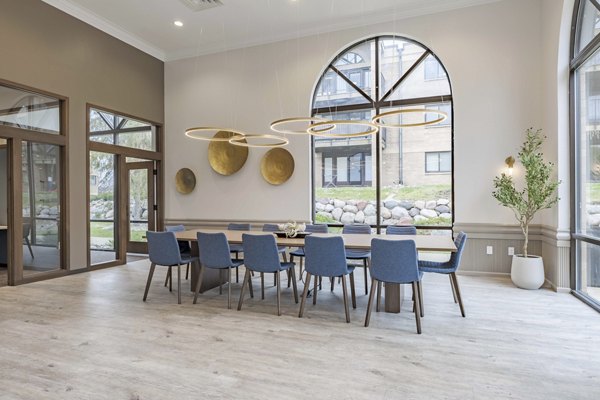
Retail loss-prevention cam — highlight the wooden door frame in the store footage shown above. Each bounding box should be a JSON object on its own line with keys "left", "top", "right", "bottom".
{"left": 125, "top": 161, "right": 156, "bottom": 254}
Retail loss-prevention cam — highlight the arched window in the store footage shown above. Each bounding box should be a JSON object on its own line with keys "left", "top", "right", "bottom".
{"left": 571, "top": 0, "right": 600, "bottom": 307}
{"left": 311, "top": 35, "right": 453, "bottom": 232}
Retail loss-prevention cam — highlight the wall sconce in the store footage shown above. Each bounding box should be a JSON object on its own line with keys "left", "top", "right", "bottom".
{"left": 505, "top": 156, "right": 515, "bottom": 176}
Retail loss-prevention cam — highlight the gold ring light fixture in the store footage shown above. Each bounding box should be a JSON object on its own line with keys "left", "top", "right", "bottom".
{"left": 185, "top": 127, "right": 246, "bottom": 142}
{"left": 307, "top": 120, "right": 379, "bottom": 138}
{"left": 229, "top": 133, "right": 289, "bottom": 148}
{"left": 270, "top": 117, "right": 335, "bottom": 135}
{"left": 371, "top": 108, "right": 448, "bottom": 128}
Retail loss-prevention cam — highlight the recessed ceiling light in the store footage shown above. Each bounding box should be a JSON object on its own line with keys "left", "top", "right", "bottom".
{"left": 174, "top": 20, "right": 184, "bottom": 27}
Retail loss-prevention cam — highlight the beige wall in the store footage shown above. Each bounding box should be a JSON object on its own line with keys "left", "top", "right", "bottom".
{"left": 0, "top": 0, "right": 164, "bottom": 270}
{"left": 165, "top": 0, "right": 544, "bottom": 225}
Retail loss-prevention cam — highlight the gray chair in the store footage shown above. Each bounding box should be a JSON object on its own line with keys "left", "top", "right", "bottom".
{"left": 386, "top": 225, "right": 417, "bottom": 235}
{"left": 289, "top": 224, "right": 329, "bottom": 277}
{"left": 418, "top": 232, "right": 468, "bottom": 317}
{"left": 164, "top": 225, "right": 191, "bottom": 288}
{"left": 366, "top": 238, "right": 423, "bottom": 334}
{"left": 299, "top": 235, "right": 356, "bottom": 323}
{"left": 144, "top": 231, "right": 197, "bottom": 304}
{"left": 23, "top": 223, "right": 34, "bottom": 259}
{"left": 343, "top": 224, "right": 371, "bottom": 295}
{"left": 194, "top": 232, "right": 251, "bottom": 309}
{"left": 228, "top": 223, "right": 251, "bottom": 283}
{"left": 238, "top": 234, "right": 298, "bottom": 316}
{"left": 262, "top": 223, "right": 288, "bottom": 289}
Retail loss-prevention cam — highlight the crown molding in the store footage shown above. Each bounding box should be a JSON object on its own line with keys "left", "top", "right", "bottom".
{"left": 40, "top": 0, "right": 166, "bottom": 61}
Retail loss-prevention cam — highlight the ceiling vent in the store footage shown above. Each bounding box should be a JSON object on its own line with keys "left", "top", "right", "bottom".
{"left": 179, "top": 0, "right": 224, "bottom": 12}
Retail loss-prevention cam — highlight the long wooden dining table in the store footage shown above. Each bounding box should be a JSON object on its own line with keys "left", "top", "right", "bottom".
{"left": 174, "top": 228, "right": 457, "bottom": 313}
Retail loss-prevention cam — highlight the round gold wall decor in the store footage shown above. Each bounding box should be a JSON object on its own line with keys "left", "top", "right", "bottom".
{"left": 260, "top": 148, "right": 295, "bottom": 185}
{"left": 175, "top": 168, "right": 196, "bottom": 194}
{"left": 208, "top": 131, "right": 249, "bottom": 175}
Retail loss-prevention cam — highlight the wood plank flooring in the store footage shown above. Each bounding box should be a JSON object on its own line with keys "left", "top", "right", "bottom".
{"left": 0, "top": 259, "right": 598, "bottom": 400}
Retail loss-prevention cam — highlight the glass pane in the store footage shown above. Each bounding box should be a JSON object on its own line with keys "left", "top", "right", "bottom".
{"left": 0, "top": 85, "right": 60, "bottom": 134}
{"left": 576, "top": 47, "right": 600, "bottom": 236}
{"left": 89, "top": 108, "right": 156, "bottom": 151}
{"left": 129, "top": 169, "right": 148, "bottom": 243}
{"left": 337, "top": 157, "right": 348, "bottom": 182}
{"left": 89, "top": 151, "right": 117, "bottom": 264}
{"left": 577, "top": 0, "right": 600, "bottom": 54}
{"left": 333, "top": 41, "right": 374, "bottom": 101}
{"left": 387, "top": 55, "right": 451, "bottom": 101}
{"left": 578, "top": 241, "right": 600, "bottom": 302}
{"left": 313, "top": 68, "right": 372, "bottom": 109}
{"left": 379, "top": 38, "right": 426, "bottom": 98}
{"left": 379, "top": 105, "right": 452, "bottom": 227}
{"left": 314, "top": 110, "right": 376, "bottom": 226}
{"left": 22, "top": 142, "right": 61, "bottom": 274}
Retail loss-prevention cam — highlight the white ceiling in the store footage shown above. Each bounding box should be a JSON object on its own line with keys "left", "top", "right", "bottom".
{"left": 42, "top": 0, "right": 500, "bottom": 61}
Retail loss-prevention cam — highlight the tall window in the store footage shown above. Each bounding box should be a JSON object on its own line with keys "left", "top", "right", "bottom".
{"left": 312, "top": 36, "right": 453, "bottom": 231}
{"left": 572, "top": 0, "right": 600, "bottom": 308}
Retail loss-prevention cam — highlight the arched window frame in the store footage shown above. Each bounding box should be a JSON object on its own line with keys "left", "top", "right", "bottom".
{"left": 310, "top": 35, "right": 454, "bottom": 232}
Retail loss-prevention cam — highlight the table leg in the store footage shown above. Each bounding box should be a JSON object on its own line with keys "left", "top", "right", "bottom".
{"left": 189, "top": 241, "right": 225, "bottom": 293}
{"left": 384, "top": 283, "right": 404, "bottom": 313}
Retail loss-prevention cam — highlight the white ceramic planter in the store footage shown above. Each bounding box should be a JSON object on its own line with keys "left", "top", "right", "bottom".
{"left": 511, "top": 255, "right": 545, "bottom": 290}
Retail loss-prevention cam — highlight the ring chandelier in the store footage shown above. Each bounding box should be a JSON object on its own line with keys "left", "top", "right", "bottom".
{"left": 270, "top": 117, "right": 335, "bottom": 135}
{"left": 185, "top": 127, "right": 246, "bottom": 142}
{"left": 307, "top": 120, "right": 379, "bottom": 138}
{"left": 371, "top": 108, "right": 447, "bottom": 128}
{"left": 229, "top": 133, "right": 289, "bottom": 148}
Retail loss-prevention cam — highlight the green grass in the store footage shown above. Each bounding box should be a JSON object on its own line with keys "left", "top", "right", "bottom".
{"left": 315, "top": 184, "right": 451, "bottom": 201}
{"left": 90, "top": 221, "right": 146, "bottom": 241}
{"left": 588, "top": 183, "right": 600, "bottom": 203}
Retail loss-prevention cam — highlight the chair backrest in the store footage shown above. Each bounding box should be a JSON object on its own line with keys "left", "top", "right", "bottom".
{"left": 197, "top": 232, "right": 232, "bottom": 268}
{"left": 370, "top": 238, "right": 420, "bottom": 283}
{"left": 228, "top": 223, "right": 250, "bottom": 231}
{"left": 304, "top": 236, "right": 348, "bottom": 277}
{"left": 448, "top": 231, "right": 467, "bottom": 271}
{"left": 386, "top": 225, "right": 417, "bottom": 235}
{"left": 342, "top": 224, "right": 371, "bottom": 235}
{"left": 305, "top": 224, "right": 328, "bottom": 234}
{"left": 147, "top": 231, "right": 182, "bottom": 266}
{"left": 262, "top": 224, "right": 279, "bottom": 232}
{"left": 242, "top": 234, "right": 282, "bottom": 273}
{"left": 165, "top": 224, "right": 185, "bottom": 232}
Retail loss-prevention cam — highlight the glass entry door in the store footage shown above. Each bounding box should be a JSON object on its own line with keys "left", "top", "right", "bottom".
{"left": 126, "top": 161, "right": 155, "bottom": 254}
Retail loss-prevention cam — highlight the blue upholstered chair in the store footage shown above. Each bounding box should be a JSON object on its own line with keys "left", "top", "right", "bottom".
{"left": 237, "top": 234, "right": 298, "bottom": 316}
{"left": 365, "top": 239, "right": 423, "bottom": 334}
{"left": 194, "top": 232, "right": 252, "bottom": 309}
{"left": 228, "top": 223, "right": 251, "bottom": 283}
{"left": 145, "top": 231, "right": 196, "bottom": 304}
{"left": 343, "top": 224, "right": 372, "bottom": 295}
{"left": 386, "top": 225, "right": 417, "bottom": 235}
{"left": 262, "top": 223, "right": 289, "bottom": 288}
{"left": 299, "top": 236, "right": 356, "bottom": 323}
{"left": 289, "top": 224, "right": 329, "bottom": 278}
{"left": 418, "top": 232, "right": 468, "bottom": 317}
{"left": 164, "top": 225, "right": 191, "bottom": 287}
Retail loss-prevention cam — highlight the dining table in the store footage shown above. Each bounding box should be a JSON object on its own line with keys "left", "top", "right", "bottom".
{"left": 174, "top": 228, "right": 457, "bottom": 313}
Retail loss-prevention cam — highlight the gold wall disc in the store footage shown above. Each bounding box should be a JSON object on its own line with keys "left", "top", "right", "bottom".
{"left": 208, "top": 130, "right": 249, "bottom": 175}
{"left": 175, "top": 168, "right": 196, "bottom": 194}
{"left": 260, "top": 148, "right": 295, "bottom": 185}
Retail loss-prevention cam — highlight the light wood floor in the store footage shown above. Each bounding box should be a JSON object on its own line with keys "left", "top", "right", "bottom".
{"left": 0, "top": 260, "right": 598, "bottom": 400}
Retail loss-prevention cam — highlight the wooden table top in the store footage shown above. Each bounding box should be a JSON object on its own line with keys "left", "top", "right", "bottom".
{"left": 175, "top": 228, "right": 457, "bottom": 253}
{"left": 0, "top": 226, "right": 7, "bottom": 230}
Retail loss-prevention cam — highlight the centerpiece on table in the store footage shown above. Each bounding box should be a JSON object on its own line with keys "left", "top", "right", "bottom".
{"left": 276, "top": 221, "right": 308, "bottom": 238}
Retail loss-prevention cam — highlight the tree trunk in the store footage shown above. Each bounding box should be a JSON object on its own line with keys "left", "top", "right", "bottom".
{"left": 522, "top": 224, "right": 529, "bottom": 258}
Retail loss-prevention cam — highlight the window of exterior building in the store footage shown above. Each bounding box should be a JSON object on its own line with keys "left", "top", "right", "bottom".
{"left": 571, "top": 0, "right": 600, "bottom": 309}
{"left": 311, "top": 36, "right": 453, "bottom": 231}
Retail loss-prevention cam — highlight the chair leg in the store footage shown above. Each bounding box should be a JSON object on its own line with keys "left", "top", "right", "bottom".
{"left": 169, "top": 267, "right": 173, "bottom": 292}
{"left": 450, "top": 274, "right": 458, "bottom": 303}
{"left": 283, "top": 252, "right": 288, "bottom": 263}
{"left": 376, "top": 281, "right": 382, "bottom": 312}
{"left": 276, "top": 271, "right": 282, "bottom": 316}
{"left": 341, "top": 275, "right": 350, "bottom": 323}
{"left": 219, "top": 269, "right": 223, "bottom": 295}
{"left": 260, "top": 273, "right": 265, "bottom": 300}
{"left": 299, "top": 257, "right": 304, "bottom": 278}
{"left": 364, "top": 278, "right": 377, "bottom": 327}
{"left": 227, "top": 267, "right": 232, "bottom": 309}
{"left": 330, "top": 277, "right": 335, "bottom": 292}
{"left": 164, "top": 269, "right": 170, "bottom": 287}
{"left": 185, "top": 263, "right": 190, "bottom": 280}
{"left": 177, "top": 265, "right": 182, "bottom": 305}
{"left": 287, "top": 269, "right": 291, "bottom": 288}
{"left": 273, "top": 272, "right": 276, "bottom": 287}
{"left": 349, "top": 272, "right": 356, "bottom": 309}
{"left": 417, "top": 280, "right": 424, "bottom": 317}
{"left": 237, "top": 269, "right": 251, "bottom": 311}
{"left": 143, "top": 263, "right": 156, "bottom": 302}
{"left": 25, "top": 237, "right": 34, "bottom": 259}
{"left": 193, "top": 264, "right": 205, "bottom": 304}
{"left": 363, "top": 258, "right": 369, "bottom": 295}
{"left": 236, "top": 267, "right": 239, "bottom": 283}
{"left": 451, "top": 272, "right": 466, "bottom": 317}
{"left": 313, "top": 275, "right": 319, "bottom": 305}
{"left": 291, "top": 266, "right": 298, "bottom": 304}
{"left": 299, "top": 272, "right": 312, "bottom": 318}
{"left": 248, "top": 269, "right": 254, "bottom": 299}
{"left": 412, "top": 282, "right": 422, "bottom": 334}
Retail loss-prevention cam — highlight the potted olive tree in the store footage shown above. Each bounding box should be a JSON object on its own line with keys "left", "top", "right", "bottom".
{"left": 492, "top": 128, "right": 560, "bottom": 289}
